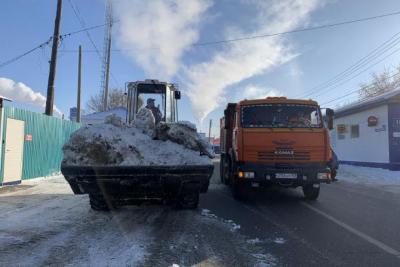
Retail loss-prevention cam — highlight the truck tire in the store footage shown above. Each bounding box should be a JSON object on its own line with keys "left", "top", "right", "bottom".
{"left": 220, "top": 156, "right": 225, "bottom": 184}
{"left": 231, "top": 180, "right": 248, "bottom": 201}
{"left": 89, "top": 194, "right": 111, "bottom": 211}
{"left": 302, "top": 184, "right": 320, "bottom": 200}
{"left": 178, "top": 192, "right": 199, "bottom": 209}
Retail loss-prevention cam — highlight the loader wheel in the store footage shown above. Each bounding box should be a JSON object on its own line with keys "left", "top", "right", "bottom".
{"left": 303, "top": 184, "right": 320, "bottom": 200}
{"left": 178, "top": 192, "right": 199, "bottom": 209}
{"left": 89, "top": 194, "right": 111, "bottom": 211}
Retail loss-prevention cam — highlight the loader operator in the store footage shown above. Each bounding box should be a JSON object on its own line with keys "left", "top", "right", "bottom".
{"left": 146, "top": 98, "right": 162, "bottom": 124}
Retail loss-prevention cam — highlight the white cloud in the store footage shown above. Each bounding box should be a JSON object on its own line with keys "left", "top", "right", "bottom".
{"left": 0, "top": 77, "right": 62, "bottom": 116}
{"left": 238, "top": 85, "right": 280, "bottom": 100}
{"left": 113, "top": 0, "right": 212, "bottom": 80}
{"left": 184, "top": 0, "right": 321, "bottom": 122}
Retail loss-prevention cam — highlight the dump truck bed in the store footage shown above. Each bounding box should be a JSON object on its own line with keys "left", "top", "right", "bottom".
{"left": 61, "top": 164, "right": 214, "bottom": 208}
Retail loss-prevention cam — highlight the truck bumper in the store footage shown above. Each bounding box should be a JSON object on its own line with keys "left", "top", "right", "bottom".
{"left": 235, "top": 162, "right": 331, "bottom": 187}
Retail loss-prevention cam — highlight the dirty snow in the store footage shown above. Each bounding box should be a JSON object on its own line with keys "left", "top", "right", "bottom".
{"left": 273, "top": 237, "right": 286, "bottom": 244}
{"left": 337, "top": 165, "right": 400, "bottom": 187}
{"left": 0, "top": 176, "right": 279, "bottom": 266}
{"left": 63, "top": 116, "right": 212, "bottom": 166}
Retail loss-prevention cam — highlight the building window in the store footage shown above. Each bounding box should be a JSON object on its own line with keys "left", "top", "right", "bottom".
{"left": 338, "top": 134, "right": 345, "bottom": 140}
{"left": 351, "top": 124, "right": 359, "bottom": 138}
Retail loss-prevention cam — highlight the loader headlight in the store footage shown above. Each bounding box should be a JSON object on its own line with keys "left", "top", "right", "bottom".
{"left": 238, "top": 171, "right": 255, "bottom": 179}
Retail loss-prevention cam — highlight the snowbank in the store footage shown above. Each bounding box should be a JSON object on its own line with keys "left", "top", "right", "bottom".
{"left": 62, "top": 109, "right": 213, "bottom": 166}
{"left": 337, "top": 165, "right": 400, "bottom": 186}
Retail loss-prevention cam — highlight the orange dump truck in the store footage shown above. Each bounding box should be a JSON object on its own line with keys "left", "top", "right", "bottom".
{"left": 220, "top": 97, "right": 335, "bottom": 200}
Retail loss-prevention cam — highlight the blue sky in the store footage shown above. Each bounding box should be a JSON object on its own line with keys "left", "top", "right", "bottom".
{"left": 1, "top": 0, "right": 400, "bottom": 136}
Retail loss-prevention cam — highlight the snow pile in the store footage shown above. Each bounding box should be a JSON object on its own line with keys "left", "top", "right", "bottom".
{"left": 62, "top": 109, "right": 213, "bottom": 166}
{"left": 337, "top": 165, "right": 400, "bottom": 186}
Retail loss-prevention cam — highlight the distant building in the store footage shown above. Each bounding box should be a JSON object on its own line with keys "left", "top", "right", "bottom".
{"left": 69, "top": 107, "right": 77, "bottom": 122}
{"left": 81, "top": 107, "right": 127, "bottom": 125}
{"left": 331, "top": 89, "right": 400, "bottom": 170}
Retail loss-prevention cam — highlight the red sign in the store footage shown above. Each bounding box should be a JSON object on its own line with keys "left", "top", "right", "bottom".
{"left": 368, "top": 116, "right": 378, "bottom": 127}
{"left": 25, "top": 134, "right": 32, "bottom": 141}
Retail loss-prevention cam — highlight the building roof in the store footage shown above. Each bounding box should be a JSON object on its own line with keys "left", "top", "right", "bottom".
{"left": 334, "top": 89, "right": 400, "bottom": 118}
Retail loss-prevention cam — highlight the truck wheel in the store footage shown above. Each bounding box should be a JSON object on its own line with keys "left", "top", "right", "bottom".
{"left": 89, "top": 194, "right": 112, "bottom": 211}
{"left": 231, "top": 181, "right": 248, "bottom": 201}
{"left": 178, "top": 192, "right": 199, "bottom": 209}
{"left": 220, "top": 156, "right": 225, "bottom": 184}
{"left": 302, "top": 184, "right": 320, "bottom": 200}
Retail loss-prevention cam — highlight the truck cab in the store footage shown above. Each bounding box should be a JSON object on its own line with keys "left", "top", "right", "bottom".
{"left": 220, "top": 97, "right": 334, "bottom": 200}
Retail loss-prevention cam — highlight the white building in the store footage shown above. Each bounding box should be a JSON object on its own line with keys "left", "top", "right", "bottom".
{"left": 331, "top": 89, "right": 400, "bottom": 170}
{"left": 81, "top": 107, "right": 127, "bottom": 125}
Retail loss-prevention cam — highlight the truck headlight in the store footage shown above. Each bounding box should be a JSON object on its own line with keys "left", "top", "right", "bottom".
{"left": 238, "top": 171, "right": 255, "bottom": 179}
{"left": 317, "top": 172, "right": 330, "bottom": 179}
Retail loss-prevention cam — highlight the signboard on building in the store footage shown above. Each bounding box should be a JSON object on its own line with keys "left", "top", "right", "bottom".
{"left": 25, "top": 134, "right": 32, "bottom": 141}
{"left": 368, "top": 116, "right": 378, "bottom": 127}
{"left": 337, "top": 124, "right": 347, "bottom": 133}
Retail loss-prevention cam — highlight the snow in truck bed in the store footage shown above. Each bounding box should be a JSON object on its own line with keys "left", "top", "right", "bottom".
{"left": 62, "top": 110, "right": 213, "bottom": 166}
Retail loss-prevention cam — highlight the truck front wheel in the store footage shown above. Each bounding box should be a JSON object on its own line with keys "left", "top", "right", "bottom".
{"left": 231, "top": 180, "right": 248, "bottom": 200}
{"left": 302, "top": 184, "right": 320, "bottom": 200}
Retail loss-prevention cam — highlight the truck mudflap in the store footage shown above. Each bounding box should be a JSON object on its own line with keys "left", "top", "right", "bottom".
{"left": 61, "top": 164, "right": 214, "bottom": 200}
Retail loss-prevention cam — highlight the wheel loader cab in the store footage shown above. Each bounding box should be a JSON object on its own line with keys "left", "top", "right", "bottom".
{"left": 126, "top": 80, "right": 180, "bottom": 124}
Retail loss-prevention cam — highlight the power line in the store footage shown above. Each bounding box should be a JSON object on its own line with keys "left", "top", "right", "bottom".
{"left": 312, "top": 46, "right": 400, "bottom": 102}
{"left": 194, "top": 10, "right": 400, "bottom": 46}
{"left": 0, "top": 38, "right": 52, "bottom": 69}
{"left": 321, "top": 71, "right": 400, "bottom": 106}
{"left": 296, "top": 32, "right": 400, "bottom": 99}
{"left": 0, "top": 23, "right": 107, "bottom": 69}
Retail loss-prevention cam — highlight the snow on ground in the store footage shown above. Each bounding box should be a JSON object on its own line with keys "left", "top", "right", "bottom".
{"left": 337, "top": 164, "right": 400, "bottom": 186}
{"left": 1, "top": 177, "right": 278, "bottom": 266}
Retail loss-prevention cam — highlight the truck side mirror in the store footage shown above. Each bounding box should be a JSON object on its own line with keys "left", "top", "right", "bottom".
{"left": 174, "top": 91, "right": 181, "bottom": 100}
{"left": 326, "top": 108, "right": 334, "bottom": 130}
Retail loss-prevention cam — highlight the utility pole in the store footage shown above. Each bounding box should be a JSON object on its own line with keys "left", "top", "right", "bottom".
{"left": 103, "top": 30, "right": 112, "bottom": 111}
{"left": 101, "top": 0, "right": 113, "bottom": 111}
{"left": 45, "top": 0, "right": 62, "bottom": 116}
{"left": 76, "top": 45, "right": 82, "bottom": 122}
{"left": 208, "top": 119, "right": 212, "bottom": 144}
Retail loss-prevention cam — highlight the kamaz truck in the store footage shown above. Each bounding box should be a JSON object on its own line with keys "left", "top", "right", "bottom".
{"left": 220, "top": 97, "right": 334, "bottom": 200}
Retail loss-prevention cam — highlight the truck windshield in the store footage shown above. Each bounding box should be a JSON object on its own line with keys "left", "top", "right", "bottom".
{"left": 241, "top": 104, "right": 322, "bottom": 128}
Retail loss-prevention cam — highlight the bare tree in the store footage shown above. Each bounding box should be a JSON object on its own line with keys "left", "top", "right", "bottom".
{"left": 87, "top": 88, "right": 127, "bottom": 113}
{"left": 359, "top": 67, "right": 400, "bottom": 99}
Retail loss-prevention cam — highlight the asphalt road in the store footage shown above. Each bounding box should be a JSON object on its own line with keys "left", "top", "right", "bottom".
{"left": 1, "top": 160, "right": 400, "bottom": 266}
{"left": 201, "top": 160, "right": 400, "bottom": 266}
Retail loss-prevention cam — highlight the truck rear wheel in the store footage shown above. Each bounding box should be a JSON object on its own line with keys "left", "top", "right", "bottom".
{"left": 302, "top": 184, "right": 320, "bottom": 200}
{"left": 89, "top": 194, "right": 112, "bottom": 211}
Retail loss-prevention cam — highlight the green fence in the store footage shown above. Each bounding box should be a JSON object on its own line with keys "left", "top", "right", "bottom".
{"left": 0, "top": 106, "right": 81, "bottom": 182}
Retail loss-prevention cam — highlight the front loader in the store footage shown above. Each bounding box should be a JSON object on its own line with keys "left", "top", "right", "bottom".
{"left": 61, "top": 80, "right": 214, "bottom": 210}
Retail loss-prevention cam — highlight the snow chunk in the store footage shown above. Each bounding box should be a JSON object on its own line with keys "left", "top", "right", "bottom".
{"left": 156, "top": 122, "right": 214, "bottom": 158}
{"left": 273, "top": 237, "right": 286, "bottom": 244}
{"left": 247, "top": 238, "right": 262, "bottom": 245}
{"left": 62, "top": 123, "right": 212, "bottom": 166}
{"left": 133, "top": 107, "right": 156, "bottom": 137}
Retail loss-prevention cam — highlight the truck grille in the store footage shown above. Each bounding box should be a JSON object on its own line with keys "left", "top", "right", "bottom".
{"left": 257, "top": 151, "right": 310, "bottom": 161}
